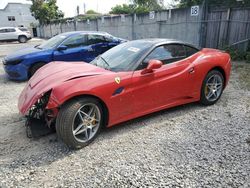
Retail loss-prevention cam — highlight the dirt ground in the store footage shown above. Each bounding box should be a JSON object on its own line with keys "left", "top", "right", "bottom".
{"left": 0, "top": 41, "right": 249, "bottom": 187}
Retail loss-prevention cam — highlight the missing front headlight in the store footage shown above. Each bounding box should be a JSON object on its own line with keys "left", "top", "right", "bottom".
{"left": 27, "top": 90, "right": 52, "bottom": 119}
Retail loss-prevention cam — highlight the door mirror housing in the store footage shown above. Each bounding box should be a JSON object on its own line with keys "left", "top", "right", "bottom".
{"left": 141, "top": 59, "right": 163, "bottom": 74}
{"left": 57, "top": 45, "right": 67, "bottom": 51}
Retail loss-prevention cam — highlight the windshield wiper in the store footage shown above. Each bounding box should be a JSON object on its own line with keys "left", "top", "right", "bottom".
{"left": 35, "top": 45, "right": 43, "bottom": 49}
{"left": 100, "top": 56, "right": 110, "bottom": 69}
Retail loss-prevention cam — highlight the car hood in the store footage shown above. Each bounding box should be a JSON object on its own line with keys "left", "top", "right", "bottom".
{"left": 5, "top": 47, "right": 44, "bottom": 60}
{"left": 18, "top": 61, "right": 110, "bottom": 114}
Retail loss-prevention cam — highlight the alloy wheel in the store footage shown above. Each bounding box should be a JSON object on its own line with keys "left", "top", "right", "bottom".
{"left": 205, "top": 74, "right": 223, "bottom": 102}
{"left": 72, "top": 103, "right": 101, "bottom": 143}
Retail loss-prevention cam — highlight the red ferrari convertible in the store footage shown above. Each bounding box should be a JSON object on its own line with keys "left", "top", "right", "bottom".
{"left": 18, "top": 39, "right": 231, "bottom": 149}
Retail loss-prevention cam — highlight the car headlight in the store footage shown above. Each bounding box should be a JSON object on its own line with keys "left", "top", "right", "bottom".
{"left": 4, "top": 59, "right": 23, "bottom": 65}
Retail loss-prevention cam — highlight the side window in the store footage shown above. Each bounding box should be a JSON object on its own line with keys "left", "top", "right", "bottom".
{"left": 0, "top": 29, "right": 6, "bottom": 33}
{"left": 185, "top": 45, "right": 199, "bottom": 57}
{"left": 62, "top": 35, "right": 87, "bottom": 48}
{"left": 6, "top": 28, "right": 15, "bottom": 32}
{"left": 165, "top": 44, "right": 186, "bottom": 58}
{"left": 87, "top": 34, "right": 106, "bottom": 45}
{"left": 144, "top": 46, "right": 172, "bottom": 63}
{"left": 143, "top": 44, "right": 186, "bottom": 65}
{"left": 104, "top": 35, "right": 114, "bottom": 42}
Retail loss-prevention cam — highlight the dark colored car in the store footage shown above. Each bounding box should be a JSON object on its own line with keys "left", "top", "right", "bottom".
{"left": 3, "top": 31, "right": 126, "bottom": 81}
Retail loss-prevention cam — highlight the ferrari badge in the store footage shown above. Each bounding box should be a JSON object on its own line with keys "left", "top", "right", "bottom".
{"left": 115, "top": 77, "right": 121, "bottom": 84}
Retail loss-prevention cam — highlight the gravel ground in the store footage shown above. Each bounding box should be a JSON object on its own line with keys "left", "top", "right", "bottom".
{"left": 0, "top": 42, "right": 249, "bottom": 187}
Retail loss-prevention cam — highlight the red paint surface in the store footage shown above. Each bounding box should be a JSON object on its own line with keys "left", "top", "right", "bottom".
{"left": 18, "top": 48, "right": 231, "bottom": 127}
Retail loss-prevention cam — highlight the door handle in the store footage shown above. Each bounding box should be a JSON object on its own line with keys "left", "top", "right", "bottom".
{"left": 188, "top": 67, "right": 195, "bottom": 74}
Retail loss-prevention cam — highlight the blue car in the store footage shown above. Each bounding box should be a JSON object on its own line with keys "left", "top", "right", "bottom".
{"left": 2, "top": 31, "right": 125, "bottom": 81}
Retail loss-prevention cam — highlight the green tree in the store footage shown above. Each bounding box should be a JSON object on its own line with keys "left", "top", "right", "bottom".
{"left": 110, "top": 0, "right": 162, "bottom": 14}
{"left": 110, "top": 4, "right": 135, "bottom": 14}
{"left": 175, "top": 0, "right": 250, "bottom": 7}
{"left": 30, "top": 0, "right": 64, "bottom": 24}
{"left": 133, "top": 0, "right": 162, "bottom": 10}
{"left": 86, "top": 10, "right": 99, "bottom": 14}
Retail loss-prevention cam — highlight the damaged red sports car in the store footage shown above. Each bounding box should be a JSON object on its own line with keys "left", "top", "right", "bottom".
{"left": 18, "top": 39, "right": 231, "bottom": 149}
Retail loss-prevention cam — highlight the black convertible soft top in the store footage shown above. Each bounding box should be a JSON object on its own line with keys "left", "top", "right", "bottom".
{"left": 135, "top": 38, "right": 200, "bottom": 51}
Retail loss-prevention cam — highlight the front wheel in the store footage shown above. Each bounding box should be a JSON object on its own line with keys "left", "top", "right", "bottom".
{"left": 29, "top": 62, "right": 46, "bottom": 78}
{"left": 200, "top": 70, "right": 224, "bottom": 105}
{"left": 56, "top": 97, "right": 104, "bottom": 149}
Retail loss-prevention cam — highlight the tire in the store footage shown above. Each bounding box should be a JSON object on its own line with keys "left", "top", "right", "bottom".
{"left": 200, "top": 70, "right": 224, "bottom": 105}
{"left": 29, "top": 62, "right": 46, "bottom": 78}
{"left": 18, "top": 36, "right": 27, "bottom": 43}
{"left": 56, "top": 97, "right": 104, "bottom": 149}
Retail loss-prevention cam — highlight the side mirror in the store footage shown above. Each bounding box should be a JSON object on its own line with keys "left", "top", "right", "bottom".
{"left": 57, "top": 45, "right": 67, "bottom": 51}
{"left": 141, "top": 59, "right": 163, "bottom": 74}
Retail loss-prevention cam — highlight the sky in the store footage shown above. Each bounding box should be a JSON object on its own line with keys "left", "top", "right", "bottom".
{"left": 0, "top": 0, "right": 175, "bottom": 18}
{"left": 57, "top": 0, "right": 130, "bottom": 17}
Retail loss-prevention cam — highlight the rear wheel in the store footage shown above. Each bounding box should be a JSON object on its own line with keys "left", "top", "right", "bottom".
{"left": 200, "top": 70, "right": 224, "bottom": 105}
{"left": 18, "top": 36, "right": 27, "bottom": 43}
{"left": 29, "top": 62, "right": 46, "bottom": 78}
{"left": 56, "top": 97, "right": 104, "bottom": 149}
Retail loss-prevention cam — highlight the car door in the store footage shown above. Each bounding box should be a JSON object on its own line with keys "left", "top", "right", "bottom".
{"left": 132, "top": 44, "right": 196, "bottom": 113}
{"left": 0, "top": 28, "right": 15, "bottom": 40}
{"left": 0, "top": 29, "right": 6, "bottom": 40}
{"left": 1, "top": 28, "right": 17, "bottom": 40}
{"left": 131, "top": 69, "right": 161, "bottom": 114}
{"left": 53, "top": 34, "right": 94, "bottom": 62}
{"left": 6, "top": 28, "right": 17, "bottom": 40}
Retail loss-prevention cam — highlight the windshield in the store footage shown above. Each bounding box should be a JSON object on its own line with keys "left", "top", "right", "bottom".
{"left": 38, "top": 34, "right": 67, "bottom": 49}
{"left": 90, "top": 41, "right": 152, "bottom": 72}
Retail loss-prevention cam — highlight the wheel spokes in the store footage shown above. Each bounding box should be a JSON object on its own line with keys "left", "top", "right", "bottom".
{"left": 72, "top": 103, "right": 101, "bottom": 143}
{"left": 88, "top": 106, "right": 95, "bottom": 116}
{"left": 74, "top": 127, "right": 87, "bottom": 136}
{"left": 205, "top": 74, "right": 223, "bottom": 102}
{"left": 217, "top": 83, "right": 223, "bottom": 90}
{"left": 78, "top": 111, "right": 85, "bottom": 121}
{"left": 206, "top": 90, "right": 214, "bottom": 100}
{"left": 73, "top": 123, "right": 84, "bottom": 135}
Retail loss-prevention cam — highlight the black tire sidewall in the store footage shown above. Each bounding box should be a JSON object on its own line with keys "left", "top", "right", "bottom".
{"left": 200, "top": 70, "right": 224, "bottom": 105}
{"left": 56, "top": 97, "right": 104, "bottom": 149}
{"left": 18, "top": 36, "right": 27, "bottom": 43}
{"left": 29, "top": 63, "right": 46, "bottom": 78}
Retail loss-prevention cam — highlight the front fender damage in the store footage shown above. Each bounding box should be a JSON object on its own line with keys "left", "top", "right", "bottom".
{"left": 25, "top": 90, "right": 59, "bottom": 138}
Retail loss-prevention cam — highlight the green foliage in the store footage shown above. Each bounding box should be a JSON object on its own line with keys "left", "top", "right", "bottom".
{"left": 175, "top": 0, "right": 202, "bottom": 7}
{"left": 225, "top": 46, "right": 248, "bottom": 61}
{"left": 30, "top": 0, "right": 64, "bottom": 24}
{"left": 175, "top": 0, "right": 250, "bottom": 7}
{"left": 86, "top": 10, "right": 99, "bottom": 14}
{"left": 110, "top": 0, "right": 162, "bottom": 14}
{"left": 76, "top": 14, "right": 100, "bottom": 21}
{"left": 133, "top": 0, "right": 162, "bottom": 10}
{"left": 246, "top": 52, "right": 250, "bottom": 63}
{"left": 110, "top": 4, "right": 135, "bottom": 14}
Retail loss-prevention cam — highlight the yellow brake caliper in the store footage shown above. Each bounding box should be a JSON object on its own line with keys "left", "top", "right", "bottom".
{"left": 92, "top": 113, "right": 96, "bottom": 126}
